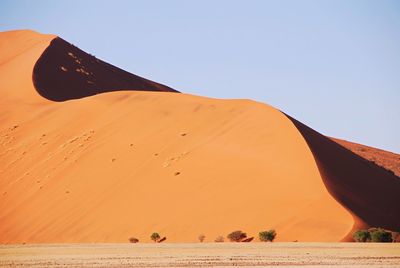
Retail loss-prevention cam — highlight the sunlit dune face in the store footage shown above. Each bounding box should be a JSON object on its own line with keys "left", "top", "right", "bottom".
{"left": 0, "top": 30, "right": 398, "bottom": 243}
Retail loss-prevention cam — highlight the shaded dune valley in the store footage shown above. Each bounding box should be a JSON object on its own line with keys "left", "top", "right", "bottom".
{"left": 0, "top": 30, "right": 399, "bottom": 244}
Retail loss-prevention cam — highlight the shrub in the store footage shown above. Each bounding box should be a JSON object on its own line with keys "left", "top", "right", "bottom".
{"left": 151, "top": 232, "right": 161, "bottom": 242}
{"left": 215, "top": 235, "right": 224, "bottom": 242}
{"left": 227, "top": 230, "right": 247, "bottom": 242}
{"left": 259, "top": 230, "right": 277, "bottom": 242}
{"left": 369, "top": 228, "right": 392, "bottom": 242}
{"left": 353, "top": 230, "right": 371, "bottom": 242}
{"left": 198, "top": 234, "right": 205, "bottom": 242}
{"left": 129, "top": 237, "right": 139, "bottom": 243}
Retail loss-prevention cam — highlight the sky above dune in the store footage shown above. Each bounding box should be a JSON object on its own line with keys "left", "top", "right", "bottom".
{"left": 1, "top": 0, "right": 399, "bottom": 152}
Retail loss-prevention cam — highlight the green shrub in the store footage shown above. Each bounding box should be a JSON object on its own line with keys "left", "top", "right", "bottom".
{"left": 227, "top": 230, "right": 247, "bottom": 242}
{"left": 353, "top": 230, "right": 371, "bottom": 242}
{"left": 259, "top": 230, "right": 277, "bottom": 242}
{"left": 150, "top": 232, "right": 161, "bottom": 242}
{"left": 369, "top": 228, "right": 392, "bottom": 242}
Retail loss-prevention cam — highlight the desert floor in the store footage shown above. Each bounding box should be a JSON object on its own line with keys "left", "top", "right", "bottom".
{"left": 0, "top": 243, "right": 399, "bottom": 267}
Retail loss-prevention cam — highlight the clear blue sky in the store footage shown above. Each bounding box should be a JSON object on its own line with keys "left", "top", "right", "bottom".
{"left": 1, "top": 0, "right": 399, "bottom": 152}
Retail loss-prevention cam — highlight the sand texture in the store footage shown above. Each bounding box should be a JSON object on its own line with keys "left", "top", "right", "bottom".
{"left": 0, "top": 30, "right": 399, "bottom": 243}
{"left": 1, "top": 243, "right": 400, "bottom": 267}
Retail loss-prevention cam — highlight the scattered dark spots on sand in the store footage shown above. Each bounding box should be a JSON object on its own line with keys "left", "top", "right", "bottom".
{"left": 154, "top": 153, "right": 159, "bottom": 156}
{"left": 65, "top": 191, "right": 70, "bottom": 194}
{"left": 180, "top": 133, "right": 187, "bottom": 137}
{"left": 130, "top": 143, "right": 134, "bottom": 147}
{"left": 174, "top": 172, "right": 181, "bottom": 176}
{"left": 111, "top": 158, "right": 116, "bottom": 162}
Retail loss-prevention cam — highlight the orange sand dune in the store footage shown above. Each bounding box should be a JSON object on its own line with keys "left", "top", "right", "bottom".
{"left": 331, "top": 138, "right": 400, "bottom": 178}
{"left": 0, "top": 30, "right": 398, "bottom": 243}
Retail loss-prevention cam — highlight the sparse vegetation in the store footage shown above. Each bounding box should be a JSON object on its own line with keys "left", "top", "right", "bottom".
{"left": 227, "top": 230, "right": 247, "bottom": 242}
{"left": 353, "top": 228, "right": 393, "bottom": 242}
{"left": 259, "top": 230, "right": 277, "bottom": 242}
{"left": 129, "top": 237, "right": 139, "bottom": 243}
{"left": 353, "top": 230, "right": 371, "bottom": 242}
{"left": 198, "top": 234, "right": 205, "bottom": 242}
{"left": 369, "top": 228, "right": 392, "bottom": 242}
{"left": 215, "top": 235, "right": 224, "bottom": 242}
{"left": 150, "top": 232, "right": 161, "bottom": 243}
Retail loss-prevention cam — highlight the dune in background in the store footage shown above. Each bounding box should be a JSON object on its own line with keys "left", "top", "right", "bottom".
{"left": 332, "top": 138, "right": 400, "bottom": 178}
{"left": 0, "top": 30, "right": 398, "bottom": 243}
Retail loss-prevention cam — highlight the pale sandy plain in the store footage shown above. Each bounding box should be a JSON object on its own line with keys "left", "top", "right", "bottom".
{"left": 0, "top": 29, "right": 399, "bottom": 246}
{"left": 1, "top": 243, "right": 400, "bottom": 267}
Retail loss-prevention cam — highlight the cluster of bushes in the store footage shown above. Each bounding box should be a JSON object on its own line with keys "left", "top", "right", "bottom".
{"left": 130, "top": 229, "right": 277, "bottom": 243}
{"left": 353, "top": 228, "right": 398, "bottom": 243}
{"left": 129, "top": 232, "right": 167, "bottom": 243}
{"left": 214, "top": 229, "right": 276, "bottom": 243}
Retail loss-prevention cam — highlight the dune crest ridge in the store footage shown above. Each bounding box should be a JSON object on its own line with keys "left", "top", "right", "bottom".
{"left": 0, "top": 30, "right": 398, "bottom": 243}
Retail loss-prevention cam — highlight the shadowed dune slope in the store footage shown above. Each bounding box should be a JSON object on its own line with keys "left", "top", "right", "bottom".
{"left": 0, "top": 30, "right": 399, "bottom": 243}
{"left": 286, "top": 115, "right": 400, "bottom": 232}
{"left": 331, "top": 138, "right": 400, "bottom": 178}
{"left": 33, "top": 37, "right": 178, "bottom": 101}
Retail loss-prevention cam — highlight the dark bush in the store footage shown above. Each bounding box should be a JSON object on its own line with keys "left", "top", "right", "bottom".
{"left": 353, "top": 230, "right": 371, "bottom": 242}
{"left": 369, "top": 228, "right": 392, "bottom": 242}
{"left": 151, "top": 232, "right": 161, "bottom": 242}
{"left": 129, "top": 237, "right": 139, "bottom": 243}
{"left": 259, "top": 230, "right": 277, "bottom": 242}
{"left": 227, "top": 230, "right": 247, "bottom": 242}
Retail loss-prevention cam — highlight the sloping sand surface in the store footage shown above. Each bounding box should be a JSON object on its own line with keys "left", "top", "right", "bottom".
{"left": 287, "top": 116, "right": 400, "bottom": 234}
{"left": 332, "top": 138, "right": 400, "bottom": 177}
{"left": 0, "top": 30, "right": 398, "bottom": 243}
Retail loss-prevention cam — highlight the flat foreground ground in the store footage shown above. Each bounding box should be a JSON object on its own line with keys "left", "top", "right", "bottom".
{"left": 0, "top": 243, "right": 399, "bottom": 267}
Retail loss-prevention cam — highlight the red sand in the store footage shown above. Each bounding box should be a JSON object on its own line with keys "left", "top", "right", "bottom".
{"left": 0, "top": 30, "right": 398, "bottom": 243}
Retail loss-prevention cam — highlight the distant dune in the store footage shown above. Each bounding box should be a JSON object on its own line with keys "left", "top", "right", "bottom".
{"left": 332, "top": 138, "right": 400, "bottom": 177}
{"left": 0, "top": 30, "right": 398, "bottom": 243}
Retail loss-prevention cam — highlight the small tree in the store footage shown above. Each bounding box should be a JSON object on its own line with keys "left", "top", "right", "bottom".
{"left": 370, "top": 228, "right": 392, "bottom": 242}
{"left": 215, "top": 235, "right": 224, "bottom": 242}
{"left": 227, "top": 230, "right": 247, "bottom": 242}
{"left": 353, "top": 230, "right": 371, "bottom": 242}
{"left": 259, "top": 230, "right": 277, "bottom": 242}
{"left": 129, "top": 237, "right": 139, "bottom": 243}
{"left": 151, "top": 232, "right": 161, "bottom": 243}
{"left": 198, "top": 234, "right": 206, "bottom": 242}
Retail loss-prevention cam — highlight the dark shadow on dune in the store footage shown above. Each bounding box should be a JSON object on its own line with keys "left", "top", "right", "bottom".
{"left": 285, "top": 114, "right": 400, "bottom": 231}
{"left": 32, "top": 37, "right": 178, "bottom": 101}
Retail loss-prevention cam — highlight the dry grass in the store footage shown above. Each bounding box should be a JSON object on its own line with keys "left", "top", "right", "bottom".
{"left": 0, "top": 243, "right": 399, "bottom": 267}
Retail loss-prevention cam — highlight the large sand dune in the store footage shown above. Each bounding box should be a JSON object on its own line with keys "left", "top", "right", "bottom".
{"left": 0, "top": 30, "right": 398, "bottom": 243}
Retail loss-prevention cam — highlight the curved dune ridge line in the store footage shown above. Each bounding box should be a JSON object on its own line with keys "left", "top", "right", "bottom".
{"left": 0, "top": 30, "right": 55, "bottom": 102}
{"left": 0, "top": 30, "right": 398, "bottom": 243}
{"left": 33, "top": 37, "right": 178, "bottom": 101}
